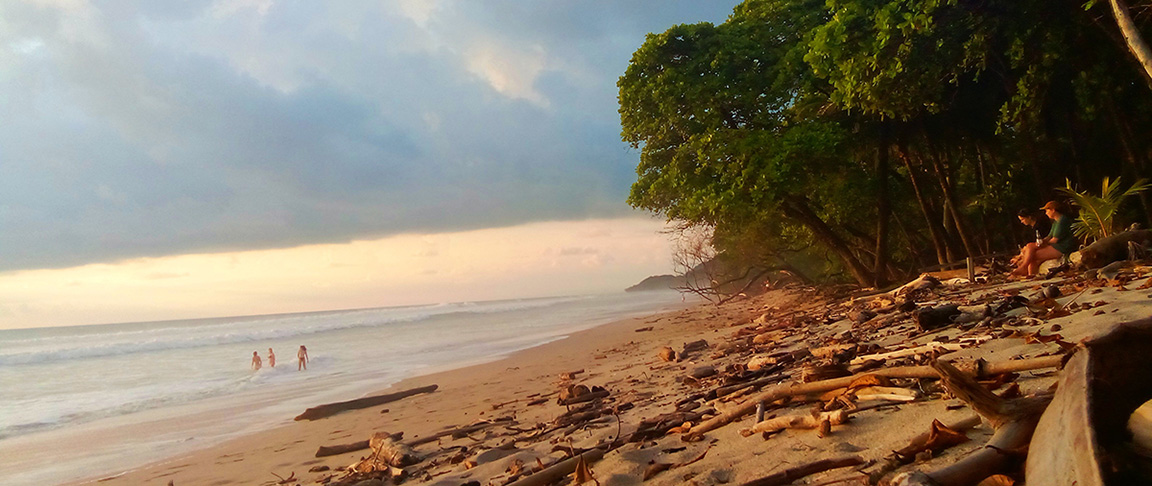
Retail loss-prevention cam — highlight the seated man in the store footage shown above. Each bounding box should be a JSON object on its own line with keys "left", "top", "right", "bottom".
{"left": 1012, "top": 201, "right": 1077, "bottom": 277}
{"left": 1010, "top": 208, "right": 1052, "bottom": 267}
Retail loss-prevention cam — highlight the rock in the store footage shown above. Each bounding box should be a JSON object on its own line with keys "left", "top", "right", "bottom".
{"left": 689, "top": 366, "right": 716, "bottom": 379}
{"left": 658, "top": 346, "right": 677, "bottom": 362}
{"left": 682, "top": 339, "right": 708, "bottom": 354}
{"left": 309, "top": 465, "right": 330, "bottom": 472}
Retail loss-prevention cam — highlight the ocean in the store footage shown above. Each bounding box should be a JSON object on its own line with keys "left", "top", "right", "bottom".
{"left": 0, "top": 290, "right": 687, "bottom": 485}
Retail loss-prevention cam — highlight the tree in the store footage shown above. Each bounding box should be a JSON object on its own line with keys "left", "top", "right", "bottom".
{"left": 620, "top": 0, "right": 885, "bottom": 286}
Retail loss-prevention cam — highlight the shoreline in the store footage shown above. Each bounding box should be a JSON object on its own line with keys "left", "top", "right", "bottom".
{"left": 68, "top": 293, "right": 706, "bottom": 486}
{"left": 73, "top": 270, "right": 1152, "bottom": 486}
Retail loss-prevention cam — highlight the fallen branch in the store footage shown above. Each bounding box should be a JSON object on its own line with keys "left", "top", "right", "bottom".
{"left": 867, "top": 415, "right": 981, "bottom": 482}
{"left": 849, "top": 343, "right": 966, "bottom": 365}
{"left": 891, "top": 360, "right": 1052, "bottom": 486}
{"left": 407, "top": 420, "right": 510, "bottom": 447}
{"left": 504, "top": 448, "right": 605, "bottom": 486}
{"left": 684, "top": 356, "right": 1062, "bottom": 440}
{"left": 741, "top": 410, "right": 849, "bottom": 436}
{"left": 294, "top": 385, "right": 439, "bottom": 421}
{"left": 740, "top": 455, "right": 865, "bottom": 486}
{"left": 315, "top": 440, "right": 370, "bottom": 458}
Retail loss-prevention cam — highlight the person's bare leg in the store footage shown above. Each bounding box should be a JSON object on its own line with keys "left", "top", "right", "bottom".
{"left": 1028, "top": 246, "right": 1063, "bottom": 276}
{"left": 1013, "top": 243, "right": 1037, "bottom": 276}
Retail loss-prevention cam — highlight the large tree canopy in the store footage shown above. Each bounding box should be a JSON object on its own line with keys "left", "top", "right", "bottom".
{"left": 620, "top": 0, "right": 1152, "bottom": 287}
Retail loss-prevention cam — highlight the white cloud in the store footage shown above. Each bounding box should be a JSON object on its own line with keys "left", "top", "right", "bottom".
{"left": 464, "top": 41, "right": 551, "bottom": 107}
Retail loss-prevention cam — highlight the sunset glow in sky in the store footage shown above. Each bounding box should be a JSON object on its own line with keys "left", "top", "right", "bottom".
{"left": 0, "top": 1, "right": 741, "bottom": 328}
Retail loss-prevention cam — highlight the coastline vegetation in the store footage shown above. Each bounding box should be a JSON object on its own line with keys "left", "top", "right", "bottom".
{"left": 618, "top": 0, "right": 1152, "bottom": 289}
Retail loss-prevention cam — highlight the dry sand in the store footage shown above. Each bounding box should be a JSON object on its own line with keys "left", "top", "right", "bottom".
{"left": 78, "top": 270, "right": 1152, "bottom": 486}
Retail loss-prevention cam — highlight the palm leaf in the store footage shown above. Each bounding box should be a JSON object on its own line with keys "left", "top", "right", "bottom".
{"left": 1057, "top": 177, "right": 1149, "bottom": 243}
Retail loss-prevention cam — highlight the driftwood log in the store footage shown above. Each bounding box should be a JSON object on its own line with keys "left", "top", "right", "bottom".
{"left": 1026, "top": 316, "right": 1152, "bottom": 485}
{"left": 315, "top": 440, "right": 370, "bottom": 458}
{"left": 892, "top": 360, "right": 1053, "bottom": 486}
{"left": 684, "top": 355, "right": 1063, "bottom": 441}
{"left": 294, "top": 385, "right": 439, "bottom": 421}
{"left": 741, "top": 410, "right": 849, "bottom": 436}
{"left": 1078, "top": 229, "right": 1152, "bottom": 269}
{"left": 504, "top": 448, "right": 605, "bottom": 486}
{"left": 739, "top": 455, "right": 865, "bottom": 486}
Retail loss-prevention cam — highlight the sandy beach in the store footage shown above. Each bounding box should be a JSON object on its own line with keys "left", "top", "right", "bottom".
{"left": 79, "top": 267, "right": 1152, "bottom": 486}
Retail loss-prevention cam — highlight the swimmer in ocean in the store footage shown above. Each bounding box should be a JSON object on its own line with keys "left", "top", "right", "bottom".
{"left": 297, "top": 345, "right": 308, "bottom": 371}
{"left": 268, "top": 348, "right": 276, "bottom": 368}
{"left": 251, "top": 351, "right": 262, "bottom": 370}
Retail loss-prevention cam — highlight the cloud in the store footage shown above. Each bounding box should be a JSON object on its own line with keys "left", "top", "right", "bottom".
{"left": 0, "top": 0, "right": 738, "bottom": 272}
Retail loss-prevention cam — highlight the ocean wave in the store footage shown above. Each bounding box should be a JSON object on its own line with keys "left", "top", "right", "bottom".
{"left": 0, "top": 295, "right": 591, "bottom": 366}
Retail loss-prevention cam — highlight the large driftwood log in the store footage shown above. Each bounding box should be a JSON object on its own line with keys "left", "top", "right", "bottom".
{"left": 294, "top": 385, "right": 439, "bottom": 421}
{"left": 1078, "top": 229, "right": 1152, "bottom": 269}
{"left": 1026, "top": 316, "right": 1152, "bottom": 485}
{"left": 504, "top": 448, "right": 605, "bottom": 486}
{"left": 892, "top": 360, "right": 1053, "bottom": 486}
{"left": 684, "top": 355, "right": 1062, "bottom": 441}
{"left": 739, "top": 455, "right": 865, "bottom": 486}
{"left": 315, "top": 440, "right": 370, "bottom": 457}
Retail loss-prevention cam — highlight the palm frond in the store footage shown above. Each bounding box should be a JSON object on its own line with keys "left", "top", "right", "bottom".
{"left": 1057, "top": 177, "right": 1149, "bottom": 243}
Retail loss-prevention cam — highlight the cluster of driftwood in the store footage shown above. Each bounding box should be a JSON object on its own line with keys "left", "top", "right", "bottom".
{"left": 292, "top": 256, "right": 1152, "bottom": 486}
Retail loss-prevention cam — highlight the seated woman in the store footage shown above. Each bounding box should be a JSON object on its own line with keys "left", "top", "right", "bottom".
{"left": 1012, "top": 200, "right": 1077, "bottom": 277}
{"left": 1010, "top": 208, "right": 1052, "bottom": 267}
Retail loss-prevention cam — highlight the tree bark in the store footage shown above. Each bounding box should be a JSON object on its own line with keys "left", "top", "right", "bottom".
{"left": 780, "top": 196, "right": 875, "bottom": 286}
{"left": 1110, "top": 0, "right": 1152, "bottom": 84}
{"left": 926, "top": 148, "right": 977, "bottom": 258}
{"left": 897, "top": 146, "right": 951, "bottom": 264}
{"left": 873, "top": 122, "right": 892, "bottom": 286}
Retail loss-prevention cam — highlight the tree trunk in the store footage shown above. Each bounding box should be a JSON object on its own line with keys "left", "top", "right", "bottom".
{"left": 926, "top": 148, "right": 977, "bottom": 258}
{"left": 897, "top": 146, "right": 951, "bottom": 264}
{"left": 873, "top": 122, "right": 892, "bottom": 286}
{"left": 780, "top": 196, "right": 875, "bottom": 286}
{"left": 1110, "top": 0, "right": 1152, "bottom": 84}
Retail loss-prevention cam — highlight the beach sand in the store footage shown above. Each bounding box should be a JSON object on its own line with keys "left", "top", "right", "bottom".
{"left": 78, "top": 270, "right": 1152, "bottom": 486}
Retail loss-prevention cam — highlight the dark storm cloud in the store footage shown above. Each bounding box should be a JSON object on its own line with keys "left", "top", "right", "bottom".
{"left": 0, "top": 0, "right": 738, "bottom": 271}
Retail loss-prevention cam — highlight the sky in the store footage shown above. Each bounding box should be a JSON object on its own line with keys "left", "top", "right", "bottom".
{"left": 0, "top": 1, "right": 741, "bottom": 328}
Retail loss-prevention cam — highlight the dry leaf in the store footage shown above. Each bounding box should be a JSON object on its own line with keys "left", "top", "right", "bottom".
{"left": 572, "top": 453, "right": 599, "bottom": 485}
{"left": 977, "top": 474, "right": 1016, "bottom": 486}
{"left": 925, "top": 419, "right": 971, "bottom": 451}
{"left": 848, "top": 373, "right": 892, "bottom": 389}
{"left": 507, "top": 458, "right": 524, "bottom": 476}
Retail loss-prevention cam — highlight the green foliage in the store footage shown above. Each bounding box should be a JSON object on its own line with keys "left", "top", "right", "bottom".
{"left": 1058, "top": 177, "right": 1151, "bottom": 241}
{"left": 620, "top": 0, "right": 1152, "bottom": 286}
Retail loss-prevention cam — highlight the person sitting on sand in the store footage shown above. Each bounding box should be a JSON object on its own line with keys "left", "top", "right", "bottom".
{"left": 297, "top": 345, "right": 309, "bottom": 371}
{"left": 1012, "top": 200, "right": 1077, "bottom": 277}
{"left": 267, "top": 348, "right": 276, "bottom": 368}
{"left": 1010, "top": 208, "right": 1052, "bottom": 268}
{"left": 251, "top": 351, "right": 262, "bottom": 370}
